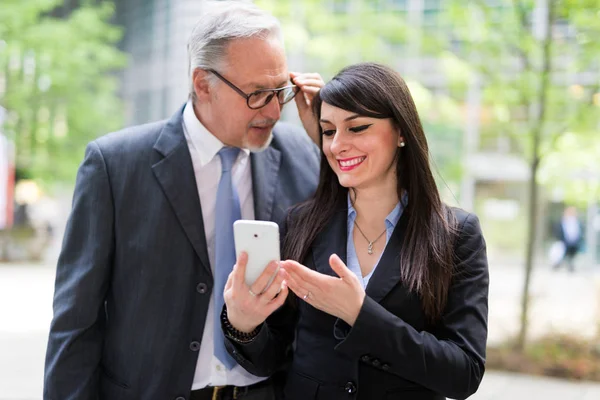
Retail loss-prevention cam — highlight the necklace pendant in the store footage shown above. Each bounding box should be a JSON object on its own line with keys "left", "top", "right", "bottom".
{"left": 368, "top": 242, "right": 374, "bottom": 255}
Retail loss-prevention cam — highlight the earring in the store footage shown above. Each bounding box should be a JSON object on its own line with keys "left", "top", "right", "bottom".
{"left": 399, "top": 142, "right": 406, "bottom": 147}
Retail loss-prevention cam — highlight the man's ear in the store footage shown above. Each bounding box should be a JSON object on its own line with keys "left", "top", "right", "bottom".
{"left": 192, "top": 69, "right": 211, "bottom": 102}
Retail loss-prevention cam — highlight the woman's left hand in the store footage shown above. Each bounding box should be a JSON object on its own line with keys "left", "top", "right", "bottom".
{"left": 281, "top": 254, "right": 366, "bottom": 326}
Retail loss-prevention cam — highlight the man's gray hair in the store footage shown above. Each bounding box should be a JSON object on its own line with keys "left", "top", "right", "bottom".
{"left": 187, "top": 0, "right": 283, "bottom": 99}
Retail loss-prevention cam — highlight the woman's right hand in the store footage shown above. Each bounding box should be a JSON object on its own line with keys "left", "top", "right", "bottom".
{"left": 224, "top": 252, "right": 289, "bottom": 333}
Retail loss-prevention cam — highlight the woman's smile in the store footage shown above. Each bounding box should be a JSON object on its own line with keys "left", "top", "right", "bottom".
{"left": 337, "top": 156, "right": 366, "bottom": 171}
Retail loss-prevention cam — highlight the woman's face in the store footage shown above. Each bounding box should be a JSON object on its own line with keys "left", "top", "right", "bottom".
{"left": 320, "top": 102, "right": 404, "bottom": 191}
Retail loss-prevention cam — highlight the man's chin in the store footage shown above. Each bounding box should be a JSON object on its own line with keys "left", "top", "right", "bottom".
{"left": 246, "top": 132, "right": 274, "bottom": 153}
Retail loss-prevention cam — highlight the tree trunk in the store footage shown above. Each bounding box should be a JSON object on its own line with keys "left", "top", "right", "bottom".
{"left": 516, "top": 0, "right": 555, "bottom": 351}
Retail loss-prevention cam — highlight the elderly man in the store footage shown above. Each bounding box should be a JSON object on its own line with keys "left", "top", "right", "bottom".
{"left": 43, "top": 2, "right": 322, "bottom": 399}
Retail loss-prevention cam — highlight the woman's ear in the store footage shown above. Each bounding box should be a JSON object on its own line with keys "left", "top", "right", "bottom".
{"left": 398, "top": 135, "right": 406, "bottom": 148}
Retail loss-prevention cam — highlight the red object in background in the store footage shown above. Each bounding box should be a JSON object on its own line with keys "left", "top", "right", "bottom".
{"left": 6, "top": 161, "right": 14, "bottom": 228}
{"left": 0, "top": 133, "right": 14, "bottom": 229}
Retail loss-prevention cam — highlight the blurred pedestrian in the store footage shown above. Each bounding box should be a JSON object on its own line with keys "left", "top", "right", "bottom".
{"left": 552, "top": 206, "right": 584, "bottom": 272}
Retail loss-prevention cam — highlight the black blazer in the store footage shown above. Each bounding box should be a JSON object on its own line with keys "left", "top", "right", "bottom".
{"left": 226, "top": 205, "right": 489, "bottom": 400}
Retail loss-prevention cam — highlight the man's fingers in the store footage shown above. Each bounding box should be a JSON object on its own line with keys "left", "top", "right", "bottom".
{"left": 294, "top": 92, "right": 310, "bottom": 110}
{"left": 266, "top": 282, "right": 289, "bottom": 314}
{"left": 299, "top": 86, "right": 321, "bottom": 94}
{"left": 260, "top": 268, "right": 285, "bottom": 302}
{"left": 293, "top": 78, "right": 324, "bottom": 88}
{"left": 291, "top": 72, "right": 323, "bottom": 81}
{"left": 249, "top": 260, "right": 280, "bottom": 295}
{"left": 225, "top": 270, "right": 234, "bottom": 292}
{"left": 232, "top": 252, "right": 248, "bottom": 289}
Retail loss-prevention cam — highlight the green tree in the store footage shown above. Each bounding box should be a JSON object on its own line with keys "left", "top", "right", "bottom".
{"left": 0, "top": 0, "right": 127, "bottom": 184}
{"left": 540, "top": 132, "right": 600, "bottom": 206}
{"left": 441, "top": 0, "right": 600, "bottom": 350}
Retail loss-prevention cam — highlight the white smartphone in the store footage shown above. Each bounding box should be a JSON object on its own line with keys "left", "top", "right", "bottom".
{"left": 233, "top": 220, "right": 281, "bottom": 287}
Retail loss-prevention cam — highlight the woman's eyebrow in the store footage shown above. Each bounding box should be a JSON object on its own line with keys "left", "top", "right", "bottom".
{"left": 320, "top": 114, "right": 363, "bottom": 124}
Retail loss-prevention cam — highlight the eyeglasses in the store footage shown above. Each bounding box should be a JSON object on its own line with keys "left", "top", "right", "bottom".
{"left": 206, "top": 69, "right": 299, "bottom": 110}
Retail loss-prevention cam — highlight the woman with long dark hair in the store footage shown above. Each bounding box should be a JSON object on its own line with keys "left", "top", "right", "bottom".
{"left": 222, "top": 63, "right": 489, "bottom": 400}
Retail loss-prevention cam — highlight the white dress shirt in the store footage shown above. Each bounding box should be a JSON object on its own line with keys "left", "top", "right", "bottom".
{"left": 562, "top": 215, "right": 581, "bottom": 245}
{"left": 182, "top": 101, "right": 265, "bottom": 389}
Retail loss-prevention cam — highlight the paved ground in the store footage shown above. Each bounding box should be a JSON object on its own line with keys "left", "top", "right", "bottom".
{"left": 471, "top": 371, "right": 600, "bottom": 400}
{"left": 487, "top": 261, "right": 600, "bottom": 344}
{"left": 0, "top": 260, "right": 599, "bottom": 399}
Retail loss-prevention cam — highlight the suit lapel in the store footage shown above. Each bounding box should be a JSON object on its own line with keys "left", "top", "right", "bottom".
{"left": 251, "top": 146, "right": 281, "bottom": 221}
{"left": 365, "top": 213, "right": 409, "bottom": 303}
{"left": 311, "top": 201, "right": 348, "bottom": 276}
{"left": 152, "top": 105, "right": 212, "bottom": 277}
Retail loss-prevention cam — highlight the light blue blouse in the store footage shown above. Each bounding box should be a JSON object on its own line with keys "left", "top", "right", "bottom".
{"left": 346, "top": 194, "right": 407, "bottom": 288}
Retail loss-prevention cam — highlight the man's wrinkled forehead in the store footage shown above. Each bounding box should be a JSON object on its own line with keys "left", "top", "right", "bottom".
{"left": 223, "top": 37, "right": 289, "bottom": 90}
{"left": 246, "top": 69, "right": 289, "bottom": 90}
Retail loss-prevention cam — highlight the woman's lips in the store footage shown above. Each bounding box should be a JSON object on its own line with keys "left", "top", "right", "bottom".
{"left": 337, "top": 156, "right": 366, "bottom": 171}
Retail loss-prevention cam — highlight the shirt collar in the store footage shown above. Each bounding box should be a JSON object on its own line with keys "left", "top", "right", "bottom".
{"left": 182, "top": 100, "right": 250, "bottom": 167}
{"left": 347, "top": 192, "right": 407, "bottom": 229}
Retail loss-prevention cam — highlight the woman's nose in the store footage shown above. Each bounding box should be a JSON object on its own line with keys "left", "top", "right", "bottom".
{"left": 329, "top": 130, "right": 350, "bottom": 154}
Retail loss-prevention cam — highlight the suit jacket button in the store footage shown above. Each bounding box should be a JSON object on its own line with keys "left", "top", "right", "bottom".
{"left": 196, "top": 283, "right": 208, "bottom": 294}
{"left": 372, "top": 359, "right": 380, "bottom": 367}
{"left": 382, "top": 363, "right": 390, "bottom": 371}
{"left": 360, "top": 355, "right": 370, "bottom": 362}
{"left": 190, "top": 341, "right": 200, "bottom": 351}
{"left": 344, "top": 381, "right": 357, "bottom": 394}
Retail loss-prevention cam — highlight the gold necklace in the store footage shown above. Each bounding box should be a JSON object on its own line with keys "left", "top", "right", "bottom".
{"left": 353, "top": 220, "right": 386, "bottom": 255}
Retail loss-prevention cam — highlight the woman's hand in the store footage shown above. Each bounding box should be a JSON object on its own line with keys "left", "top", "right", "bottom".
{"left": 290, "top": 71, "right": 324, "bottom": 146}
{"left": 224, "top": 252, "right": 289, "bottom": 333}
{"left": 281, "top": 254, "right": 365, "bottom": 326}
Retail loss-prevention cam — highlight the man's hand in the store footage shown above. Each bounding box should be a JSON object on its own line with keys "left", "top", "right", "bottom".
{"left": 290, "top": 72, "right": 325, "bottom": 146}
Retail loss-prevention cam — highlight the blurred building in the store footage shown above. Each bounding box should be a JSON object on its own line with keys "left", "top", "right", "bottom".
{"left": 113, "top": 0, "right": 301, "bottom": 125}
{"left": 114, "top": 0, "right": 192, "bottom": 125}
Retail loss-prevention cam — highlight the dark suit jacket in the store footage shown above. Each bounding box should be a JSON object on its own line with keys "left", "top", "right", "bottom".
{"left": 43, "top": 105, "right": 320, "bottom": 400}
{"left": 226, "top": 205, "right": 489, "bottom": 400}
{"left": 553, "top": 219, "right": 584, "bottom": 249}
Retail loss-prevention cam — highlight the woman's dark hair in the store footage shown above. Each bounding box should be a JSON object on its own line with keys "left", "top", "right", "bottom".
{"left": 283, "top": 62, "right": 457, "bottom": 322}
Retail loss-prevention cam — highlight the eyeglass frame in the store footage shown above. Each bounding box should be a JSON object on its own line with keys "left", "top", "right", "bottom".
{"left": 205, "top": 69, "right": 299, "bottom": 110}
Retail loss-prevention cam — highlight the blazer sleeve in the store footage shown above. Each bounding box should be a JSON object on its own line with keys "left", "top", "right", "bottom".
{"left": 223, "top": 211, "right": 299, "bottom": 377}
{"left": 224, "top": 300, "right": 298, "bottom": 377}
{"left": 44, "top": 141, "right": 115, "bottom": 400}
{"left": 334, "top": 213, "right": 489, "bottom": 400}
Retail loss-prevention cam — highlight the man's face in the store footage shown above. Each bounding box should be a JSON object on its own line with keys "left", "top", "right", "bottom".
{"left": 201, "top": 37, "right": 289, "bottom": 151}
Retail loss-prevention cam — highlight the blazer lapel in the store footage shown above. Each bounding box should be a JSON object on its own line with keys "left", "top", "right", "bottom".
{"left": 311, "top": 201, "right": 348, "bottom": 276}
{"left": 251, "top": 146, "right": 281, "bottom": 221}
{"left": 365, "top": 213, "right": 409, "bottom": 303}
{"left": 152, "top": 105, "right": 212, "bottom": 277}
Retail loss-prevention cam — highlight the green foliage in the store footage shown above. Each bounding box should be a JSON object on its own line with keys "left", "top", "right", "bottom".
{"left": 258, "top": 0, "right": 410, "bottom": 76}
{"left": 438, "top": 0, "right": 600, "bottom": 351}
{"left": 0, "top": 0, "right": 127, "bottom": 184}
{"left": 540, "top": 132, "right": 600, "bottom": 206}
{"left": 441, "top": 0, "right": 600, "bottom": 200}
